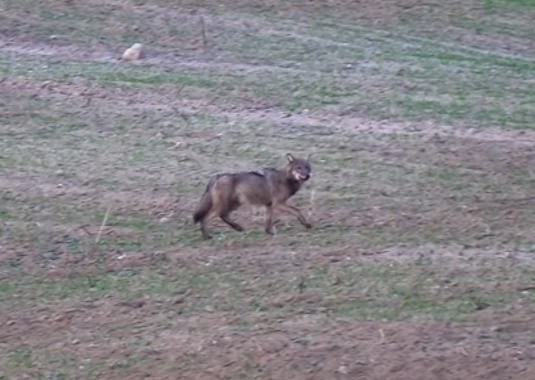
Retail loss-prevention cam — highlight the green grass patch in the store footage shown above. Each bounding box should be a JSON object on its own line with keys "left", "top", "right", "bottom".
{"left": 97, "top": 70, "right": 220, "bottom": 88}
{"left": 1, "top": 2, "right": 535, "bottom": 378}
{"left": 484, "top": 0, "right": 535, "bottom": 9}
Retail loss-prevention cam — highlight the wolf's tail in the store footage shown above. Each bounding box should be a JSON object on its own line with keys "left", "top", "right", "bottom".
{"left": 193, "top": 189, "right": 212, "bottom": 224}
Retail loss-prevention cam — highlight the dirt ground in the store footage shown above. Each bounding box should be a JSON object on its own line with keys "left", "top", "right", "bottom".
{"left": 1, "top": 1, "right": 535, "bottom": 379}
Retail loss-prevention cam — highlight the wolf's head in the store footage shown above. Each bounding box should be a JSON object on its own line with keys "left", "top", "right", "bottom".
{"left": 286, "top": 153, "right": 312, "bottom": 182}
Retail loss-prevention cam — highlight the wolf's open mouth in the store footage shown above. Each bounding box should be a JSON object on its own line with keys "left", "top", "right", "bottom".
{"left": 294, "top": 172, "right": 310, "bottom": 181}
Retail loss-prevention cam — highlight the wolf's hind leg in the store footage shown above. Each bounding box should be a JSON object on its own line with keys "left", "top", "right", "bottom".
{"left": 264, "top": 204, "right": 275, "bottom": 235}
{"left": 200, "top": 220, "right": 212, "bottom": 240}
{"left": 220, "top": 214, "right": 245, "bottom": 232}
{"left": 199, "top": 208, "right": 219, "bottom": 240}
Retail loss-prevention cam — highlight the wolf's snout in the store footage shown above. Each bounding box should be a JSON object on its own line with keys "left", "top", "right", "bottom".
{"left": 299, "top": 172, "right": 310, "bottom": 181}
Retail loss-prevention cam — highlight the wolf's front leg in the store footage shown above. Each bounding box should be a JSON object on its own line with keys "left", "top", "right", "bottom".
{"left": 275, "top": 203, "right": 312, "bottom": 229}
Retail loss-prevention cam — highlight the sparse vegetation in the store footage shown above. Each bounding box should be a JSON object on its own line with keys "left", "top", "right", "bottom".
{"left": 1, "top": 0, "right": 534, "bottom": 379}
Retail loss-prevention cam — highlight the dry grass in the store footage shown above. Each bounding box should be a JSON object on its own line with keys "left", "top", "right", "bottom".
{"left": 1, "top": 0, "right": 535, "bottom": 379}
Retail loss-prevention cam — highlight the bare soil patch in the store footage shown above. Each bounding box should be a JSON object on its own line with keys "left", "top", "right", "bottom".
{"left": 1, "top": 1, "right": 535, "bottom": 379}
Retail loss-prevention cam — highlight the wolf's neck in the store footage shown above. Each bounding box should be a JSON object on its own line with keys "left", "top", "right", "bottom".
{"left": 285, "top": 176, "right": 301, "bottom": 197}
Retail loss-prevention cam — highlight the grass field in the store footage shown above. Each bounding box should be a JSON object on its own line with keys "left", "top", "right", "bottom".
{"left": 1, "top": 0, "right": 535, "bottom": 379}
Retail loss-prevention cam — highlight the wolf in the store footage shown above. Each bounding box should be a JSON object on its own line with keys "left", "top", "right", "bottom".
{"left": 193, "top": 153, "right": 312, "bottom": 239}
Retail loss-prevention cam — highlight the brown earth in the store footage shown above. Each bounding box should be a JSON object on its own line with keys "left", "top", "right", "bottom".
{"left": 1, "top": 1, "right": 535, "bottom": 379}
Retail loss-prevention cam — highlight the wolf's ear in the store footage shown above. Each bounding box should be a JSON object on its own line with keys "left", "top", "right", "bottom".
{"left": 286, "top": 153, "right": 295, "bottom": 162}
